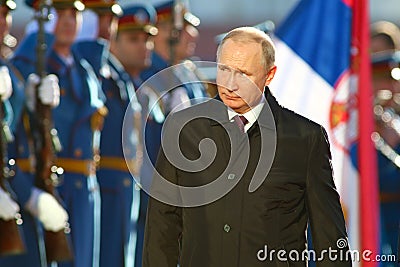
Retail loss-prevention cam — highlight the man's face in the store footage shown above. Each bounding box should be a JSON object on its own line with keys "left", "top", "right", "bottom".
{"left": 114, "top": 30, "right": 153, "bottom": 71}
{"left": 54, "top": 8, "right": 80, "bottom": 46}
{"left": 216, "top": 39, "right": 276, "bottom": 114}
{"left": 98, "top": 13, "right": 117, "bottom": 41}
{"left": 0, "top": 6, "right": 11, "bottom": 41}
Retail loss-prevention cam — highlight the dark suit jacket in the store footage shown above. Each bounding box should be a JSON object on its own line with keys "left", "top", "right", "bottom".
{"left": 143, "top": 88, "right": 351, "bottom": 267}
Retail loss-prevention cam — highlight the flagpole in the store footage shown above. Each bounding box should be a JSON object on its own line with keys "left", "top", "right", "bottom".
{"left": 351, "top": 0, "right": 380, "bottom": 265}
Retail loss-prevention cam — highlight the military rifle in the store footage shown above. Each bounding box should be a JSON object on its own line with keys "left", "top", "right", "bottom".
{"left": 169, "top": 0, "right": 184, "bottom": 65}
{"left": 0, "top": 92, "right": 25, "bottom": 256}
{"left": 33, "top": 0, "right": 73, "bottom": 263}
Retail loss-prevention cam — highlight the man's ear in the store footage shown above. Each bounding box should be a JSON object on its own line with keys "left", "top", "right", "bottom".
{"left": 264, "top": 66, "right": 277, "bottom": 86}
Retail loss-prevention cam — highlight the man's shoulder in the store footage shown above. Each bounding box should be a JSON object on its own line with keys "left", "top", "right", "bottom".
{"left": 166, "top": 99, "right": 222, "bottom": 128}
{"left": 172, "top": 98, "right": 220, "bottom": 116}
{"left": 265, "top": 90, "right": 323, "bottom": 136}
{"left": 276, "top": 102, "right": 324, "bottom": 136}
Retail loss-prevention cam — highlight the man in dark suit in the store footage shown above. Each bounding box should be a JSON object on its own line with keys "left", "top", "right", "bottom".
{"left": 142, "top": 27, "right": 351, "bottom": 266}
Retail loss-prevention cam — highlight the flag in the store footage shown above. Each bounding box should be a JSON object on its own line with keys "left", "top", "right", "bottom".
{"left": 270, "top": 0, "right": 379, "bottom": 265}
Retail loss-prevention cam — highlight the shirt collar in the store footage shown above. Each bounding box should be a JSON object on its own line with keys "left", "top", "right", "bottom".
{"left": 227, "top": 96, "right": 266, "bottom": 124}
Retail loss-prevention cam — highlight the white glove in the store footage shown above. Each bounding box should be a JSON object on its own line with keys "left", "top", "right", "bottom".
{"left": 25, "top": 187, "right": 68, "bottom": 232}
{"left": 0, "top": 186, "right": 20, "bottom": 221}
{"left": 39, "top": 74, "right": 60, "bottom": 107}
{"left": 25, "top": 73, "right": 60, "bottom": 111}
{"left": 25, "top": 73, "right": 39, "bottom": 111}
{"left": 0, "top": 66, "right": 13, "bottom": 101}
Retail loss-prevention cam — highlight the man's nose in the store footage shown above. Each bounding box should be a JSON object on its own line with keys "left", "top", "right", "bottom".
{"left": 226, "top": 73, "right": 238, "bottom": 91}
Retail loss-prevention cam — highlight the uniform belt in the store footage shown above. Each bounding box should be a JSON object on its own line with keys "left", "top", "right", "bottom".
{"left": 16, "top": 158, "right": 96, "bottom": 176}
{"left": 55, "top": 158, "right": 96, "bottom": 176}
{"left": 16, "top": 158, "right": 34, "bottom": 173}
{"left": 380, "top": 193, "right": 400, "bottom": 203}
{"left": 99, "top": 156, "right": 139, "bottom": 175}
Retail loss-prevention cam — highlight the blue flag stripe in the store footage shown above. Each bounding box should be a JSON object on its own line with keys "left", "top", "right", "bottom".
{"left": 275, "top": 0, "right": 352, "bottom": 87}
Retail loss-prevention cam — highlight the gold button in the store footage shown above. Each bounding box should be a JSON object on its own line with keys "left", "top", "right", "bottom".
{"left": 75, "top": 180, "right": 82, "bottom": 189}
{"left": 74, "top": 148, "right": 82, "bottom": 158}
{"left": 123, "top": 178, "right": 132, "bottom": 187}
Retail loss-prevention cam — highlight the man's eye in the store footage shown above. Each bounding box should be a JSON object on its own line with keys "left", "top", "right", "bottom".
{"left": 218, "top": 66, "right": 228, "bottom": 72}
{"left": 236, "top": 70, "right": 249, "bottom": 78}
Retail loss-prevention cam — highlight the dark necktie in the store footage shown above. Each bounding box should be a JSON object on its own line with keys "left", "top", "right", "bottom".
{"left": 234, "top": 115, "right": 248, "bottom": 133}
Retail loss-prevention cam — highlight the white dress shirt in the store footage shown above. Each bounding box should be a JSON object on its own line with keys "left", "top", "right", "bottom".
{"left": 227, "top": 96, "right": 265, "bottom": 133}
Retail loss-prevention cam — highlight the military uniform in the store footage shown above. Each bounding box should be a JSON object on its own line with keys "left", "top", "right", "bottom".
{"left": 0, "top": 42, "right": 45, "bottom": 267}
{"left": 0, "top": 1, "right": 47, "bottom": 266}
{"left": 140, "top": 55, "right": 208, "bottom": 114}
{"left": 98, "top": 53, "right": 142, "bottom": 267}
{"left": 140, "top": 0, "right": 207, "bottom": 111}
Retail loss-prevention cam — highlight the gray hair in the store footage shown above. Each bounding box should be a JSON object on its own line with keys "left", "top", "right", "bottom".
{"left": 216, "top": 27, "right": 276, "bottom": 70}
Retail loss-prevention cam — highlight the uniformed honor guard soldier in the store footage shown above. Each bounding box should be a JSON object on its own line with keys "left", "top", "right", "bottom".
{"left": 1, "top": 1, "right": 68, "bottom": 266}
{"left": 75, "top": 1, "right": 144, "bottom": 266}
{"left": 105, "top": 4, "right": 159, "bottom": 266}
{"left": 11, "top": 1, "right": 107, "bottom": 266}
{"left": 74, "top": 0, "right": 122, "bottom": 79}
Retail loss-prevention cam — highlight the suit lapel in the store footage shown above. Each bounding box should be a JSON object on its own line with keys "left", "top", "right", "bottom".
{"left": 207, "top": 97, "right": 232, "bottom": 162}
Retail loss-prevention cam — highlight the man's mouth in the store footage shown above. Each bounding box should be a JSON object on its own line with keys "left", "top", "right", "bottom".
{"left": 224, "top": 94, "right": 241, "bottom": 100}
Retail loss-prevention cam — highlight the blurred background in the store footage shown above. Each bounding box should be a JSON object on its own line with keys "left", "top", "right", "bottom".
{"left": 10, "top": 0, "right": 400, "bottom": 61}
